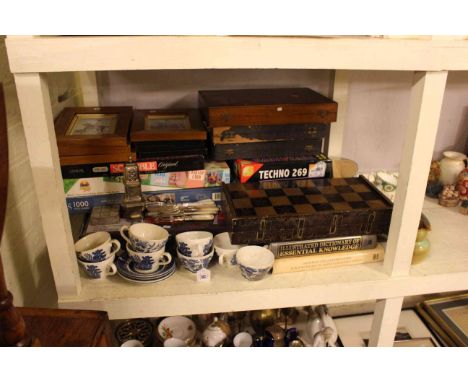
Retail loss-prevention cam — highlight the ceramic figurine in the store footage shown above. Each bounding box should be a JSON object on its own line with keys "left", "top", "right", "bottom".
{"left": 250, "top": 309, "right": 277, "bottom": 334}
{"left": 202, "top": 317, "right": 231, "bottom": 347}
{"left": 316, "top": 305, "right": 338, "bottom": 345}
{"left": 439, "top": 184, "right": 460, "bottom": 207}
{"left": 312, "top": 327, "right": 336, "bottom": 347}
{"left": 305, "top": 307, "right": 324, "bottom": 341}
{"left": 457, "top": 166, "right": 468, "bottom": 215}
{"left": 426, "top": 160, "right": 443, "bottom": 198}
{"left": 439, "top": 151, "right": 467, "bottom": 185}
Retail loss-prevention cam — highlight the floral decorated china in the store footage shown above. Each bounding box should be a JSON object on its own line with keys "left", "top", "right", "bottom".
{"left": 78, "top": 254, "right": 117, "bottom": 279}
{"left": 116, "top": 252, "right": 176, "bottom": 283}
{"left": 157, "top": 316, "right": 197, "bottom": 344}
{"left": 235, "top": 246, "right": 274, "bottom": 281}
{"left": 175, "top": 231, "right": 213, "bottom": 257}
{"left": 177, "top": 249, "right": 214, "bottom": 273}
{"left": 75, "top": 231, "right": 121, "bottom": 262}
{"left": 126, "top": 243, "right": 172, "bottom": 274}
{"left": 202, "top": 317, "right": 232, "bottom": 347}
{"left": 120, "top": 223, "right": 169, "bottom": 253}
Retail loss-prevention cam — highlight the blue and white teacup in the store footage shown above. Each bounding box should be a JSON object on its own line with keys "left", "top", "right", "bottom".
{"left": 75, "top": 231, "right": 121, "bottom": 263}
{"left": 235, "top": 246, "right": 274, "bottom": 281}
{"left": 126, "top": 243, "right": 172, "bottom": 274}
{"left": 78, "top": 254, "right": 117, "bottom": 279}
{"left": 175, "top": 231, "right": 213, "bottom": 258}
{"left": 177, "top": 249, "right": 214, "bottom": 273}
{"left": 120, "top": 223, "right": 169, "bottom": 253}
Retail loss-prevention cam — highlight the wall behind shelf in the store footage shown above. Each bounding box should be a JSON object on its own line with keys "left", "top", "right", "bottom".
{"left": 98, "top": 69, "right": 468, "bottom": 172}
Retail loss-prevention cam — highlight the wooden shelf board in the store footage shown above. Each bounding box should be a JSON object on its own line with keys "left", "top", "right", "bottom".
{"left": 6, "top": 35, "right": 468, "bottom": 73}
{"left": 59, "top": 200, "right": 468, "bottom": 319}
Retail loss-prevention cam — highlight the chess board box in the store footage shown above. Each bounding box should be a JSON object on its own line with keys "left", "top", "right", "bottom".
{"left": 222, "top": 176, "right": 393, "bottom": 245}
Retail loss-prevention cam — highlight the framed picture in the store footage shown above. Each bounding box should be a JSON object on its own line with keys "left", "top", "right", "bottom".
{"left": 130, "top": 109, "right": 207, "bottom": 142}
{"left": 55, "top": 107, "right": 132, "bottom": 157}
{"left": 334, "top": 309, "right": 440, "bottom": 347}
{"left": 421, "top": 293, "right": 468, "bottom": 346}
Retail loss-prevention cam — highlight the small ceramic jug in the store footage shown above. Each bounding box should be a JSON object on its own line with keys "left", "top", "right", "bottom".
{"left": 439, "top": 151, "right": 466, "bottom": 185}
{"left": 412, "top": 228, "right": 430, "bottom": 264}
{"left": 202, "top": 317, "right": 231, "bottom": 347}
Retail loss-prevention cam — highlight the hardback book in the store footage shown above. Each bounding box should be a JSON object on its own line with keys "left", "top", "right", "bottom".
{"left": 222, "top": 176, "right": 393, "bottom": 245}
{"left": 235, "top": 153, "right": 332, "bottom": 183}
{"left": 199, "top": 88, "right": 338, "bottom": 127}
{"left": 272, "top": 243, "right": 384, "bottom": 274}
{"left": 269, "top": 234, "right": 378, "bottom": 258}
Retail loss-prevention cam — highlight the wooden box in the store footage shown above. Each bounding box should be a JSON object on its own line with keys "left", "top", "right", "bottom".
{"left": 55, "top": 107, "right": 132, "bottom": 157}
{"left": 199, "top": 88, "right": 338, "bottom": 127}
{"left": 210, "top": 138, "right": 324, "bottom": 160}
{"left": 212, "top": 123, "right": 330, "bottom": 145}
{"left": 131, "top": 109, "right": 207, "bottom": 160}
{"left": 222, "top": 176, "right": 393, "bottom": 244}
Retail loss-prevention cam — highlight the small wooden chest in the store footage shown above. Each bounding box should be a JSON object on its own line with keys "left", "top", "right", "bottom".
{"left": 222, "top": 176, "right": 393, "bottom": 245}
{"left": 199, "top": 88, "right": 338, "bottom": 127}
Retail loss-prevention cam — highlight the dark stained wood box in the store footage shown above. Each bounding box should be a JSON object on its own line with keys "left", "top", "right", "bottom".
{"left": 222, "top": 176, "right": 393, "bottom": 245}
{"left": 199, "top": 88, "right": 338, "bottom": 127}
{"left": 210, "top": 138, "right": 324, "bottom": 161}
{"left": 212, "top": 123, "right": 330, "bottom": 145}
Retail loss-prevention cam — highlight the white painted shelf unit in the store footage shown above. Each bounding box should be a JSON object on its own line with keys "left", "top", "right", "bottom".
{"left": 6, "top": 36, "right": 468, "bottom": 346}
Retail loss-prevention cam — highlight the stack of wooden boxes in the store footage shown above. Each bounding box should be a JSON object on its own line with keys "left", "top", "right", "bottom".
{"left": 200, "top": 88, "right": 392, "bottom": 274}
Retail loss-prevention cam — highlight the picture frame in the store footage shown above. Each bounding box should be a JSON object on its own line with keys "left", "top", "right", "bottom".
{"left": 421, "top": 293, "right": 468, "bottom": 346}
{"left": 334, "top": 309, "right": 440, "bottom": 347}
{"left": 130, "top": 109, "right": 207, "bottom": 142}
{"left": 55, "top": 106, "right": 132, "bottom": 157}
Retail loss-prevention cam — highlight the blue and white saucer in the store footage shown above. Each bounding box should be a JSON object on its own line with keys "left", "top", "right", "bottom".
{"left": 116, "top": 252, "right": 176, "bottom": 284}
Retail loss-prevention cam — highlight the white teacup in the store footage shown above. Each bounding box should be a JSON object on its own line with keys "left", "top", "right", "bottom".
{"left": 75, "top": 231, "right": 121, "bottom": 263}
{"left": 120, "top": 223, "right": 169, "bottom": 253}
{"left": 126, "top": 243, "right": 172, "bottom": 274}
{"left": 214, "top": 232, "right": 243, "bottom": 268}
{"left": 235, "top": 246, "right": 275, "bottom": 281}
{"left": 78, "top": 254, "right": 117, "bottom": 280}
{"left": 175, "top": 231, "right": 213, "bottom": 258}
{"left": 233, "top": 332, "right": 253, "bottom": 347}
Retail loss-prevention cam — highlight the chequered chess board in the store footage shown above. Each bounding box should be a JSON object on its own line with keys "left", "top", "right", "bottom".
{"left": 224, "top": 177, "right": 392, "bottom": 217}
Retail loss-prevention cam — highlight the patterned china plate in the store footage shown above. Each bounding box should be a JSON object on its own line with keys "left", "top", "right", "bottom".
{"left": 116, "top": 252, "right": 176, "bottom": 281}
{"left": 157, "top": 316, "right": 197, "bottom": 343}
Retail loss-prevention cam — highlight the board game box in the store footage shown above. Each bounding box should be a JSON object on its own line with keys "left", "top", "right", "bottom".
{"left": 222, "top": 176, "right": 393, "bottom": 244}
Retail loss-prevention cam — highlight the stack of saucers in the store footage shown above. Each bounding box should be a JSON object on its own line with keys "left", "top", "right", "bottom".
{"left": 175, "top": 231, "right": 214, "bottom": 273}
{"left": 116, "top": 252, "right": 176, "bottom": 284}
